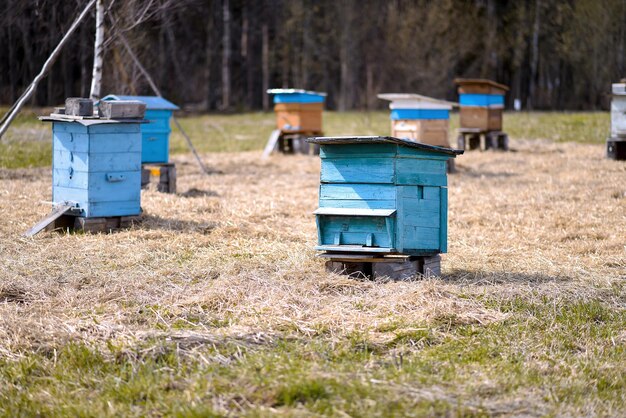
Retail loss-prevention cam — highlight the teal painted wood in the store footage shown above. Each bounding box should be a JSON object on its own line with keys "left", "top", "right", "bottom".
{"left": 320, "top": 183, "right": 396, "bottom": 201}
{"left": 320, "top": 143, "right": 397, "bottom": 158}
{"left": 439, "top": 187, "right": 448, "bottom": 253}
{"left": 318, "top": 198, "right": 396, "bottom": 209}
{"left": 318, "top": 215, "right": 394, "bottom": 248}
{"left": 51, "top": 121, "right": 142, "bottom": 218}
{"left": 397, "top": 147, "right": 453, "bottom": 160}
{"left": 313, "top": 138, "right": 458, "bottom": 255}
{"left": 321, "top": 157, "right": 395, "bottom": 184}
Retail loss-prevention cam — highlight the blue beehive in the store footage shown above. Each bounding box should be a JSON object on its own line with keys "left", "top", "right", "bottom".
{"left": 266, "top": 89, "right": 326, "bottom": 133}
{"left": 42, "top": 117, "right": 143, "bottom": 218}
{"left": 101, "top": 95, "right": 179, "bottom": 163}
{"left": 307, "top": 136, "right": 463, "bottom": 255}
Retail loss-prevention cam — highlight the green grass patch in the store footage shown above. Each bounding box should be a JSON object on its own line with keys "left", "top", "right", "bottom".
{"left": 0, "top": 108, "right": 610, "bottom": 169}
{"left": 1, "top": 298, "right": 623, "bottom": 416}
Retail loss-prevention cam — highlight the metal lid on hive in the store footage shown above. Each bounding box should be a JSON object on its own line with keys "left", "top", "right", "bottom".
{"left": 306, "top": 135, "right": 464, "bottom": 156}
{"left": 377, "top": 93, "right": 458, "bottom": 110}
{"left": 266, "top": 89, "right": 327, "bottom": 96}
{"left": 612, "top": 83, "right": 626, "bottom": 96}
{"left": 100, "top": 95, "right": 180, "bottom": 110}
{"left": 267, "top": 89, "right": 327, "bottom": 104}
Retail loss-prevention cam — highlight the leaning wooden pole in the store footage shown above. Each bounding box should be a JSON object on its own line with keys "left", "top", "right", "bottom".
{"left": 0, "top": 0, "right": 96, "bottom": 139}
{"left": 117, "top": 32, "right": 212, "bottom": 176}
{"left": 89, "top": 0, "right": 105, "bottom": 99}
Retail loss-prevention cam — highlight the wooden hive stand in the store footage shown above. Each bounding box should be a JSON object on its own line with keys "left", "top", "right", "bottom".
{"left": 45, "top": 213, "right": 142, "bottom": 234}
{"left": 456, "top": 128, "right": 509, "bottom": 151}
{"left": 322, "top": 253, "right": 441, "bottom": 280}
{"left": 141, "top": 163, "right": 177, "bottom": 193}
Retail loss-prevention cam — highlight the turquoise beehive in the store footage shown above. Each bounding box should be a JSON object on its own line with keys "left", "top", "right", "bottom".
{"left": 101, "top": 95, "right": 179, "bottom": 163}
{"left": 43, "top": 117, "right": 143, "bottom": 218}
{"left": 307, "top": 136, "right": 462, "bottom": 255}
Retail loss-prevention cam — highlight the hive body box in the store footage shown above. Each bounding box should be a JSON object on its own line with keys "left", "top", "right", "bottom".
{"left": 101, "top": 95, "right": 179, "bottom": 164}
{"left": 307, "top": 136, "right": 462, "bottom": 255}
{"left": 377, "top": 93, "right": 456, "bottom": 147}
{"left": 455, "top": 79, "right": 508, "bottom": 131}
{"left": 267, "top": 89, "right": 326, "bottom": 133}
{"left": 48, "top": 119, "right": 143, "bottom": 218}
{"left": 608, "top": 83, "right": 626, "bottom": 160}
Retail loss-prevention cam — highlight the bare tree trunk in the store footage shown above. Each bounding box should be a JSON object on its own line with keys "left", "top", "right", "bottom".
{"left": 339, "top": 0, "right": 355, "bottom": 111}
{"left": 204, "top": 1, "right": 214, "bottom": 111}
{"left": 528, "top": 0, "right": 541, "bottom": 110}
{"left": 242, "top": 2, "right": 254, "bottom": 108}
{"left": 89, "top": 0, "right": 104, "bottom": 99}
{"left": 221, "top": 0, "right": 231, "bottom": 110}
{"left": 262, "top": 21, "right": 269, "bottom": 110}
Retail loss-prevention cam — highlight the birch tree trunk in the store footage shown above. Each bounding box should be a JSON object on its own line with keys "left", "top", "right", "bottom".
{"left": 89, "top": 0, "right": 104, "bottom": 100}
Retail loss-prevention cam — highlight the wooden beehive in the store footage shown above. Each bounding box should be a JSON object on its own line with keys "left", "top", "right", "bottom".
{"left": 267, "top": 89, "right": 326, "bottom": 133}
{"left": 307, "top": 136, "right": 462, "bottom": 255}
{"left": 455, "top": 78, "right": 508, "bottom": 131}
{"left": 41, "top": 116, "right": 144, "bottom": 218}
{"left": 101, "top": 95, "right": 179, "bottom": 164}
{"left": 378, "top": 93, "right": 457, "bottom": 147}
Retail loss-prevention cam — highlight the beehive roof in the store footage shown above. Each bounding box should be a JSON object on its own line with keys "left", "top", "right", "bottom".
{"left": 377, "top": 93, "right": 458, "bottom": 108}
{"left": 101, "top": 95, "right": 180, "bottom": 110}
{"left": 266, "top": 89, "right": 327, "bottom": 96}
{"left": 306, "top": 136, "right": 463, "bottom": 156}
{"left": 454, "top": 78, "right": 509, "bottom": 91}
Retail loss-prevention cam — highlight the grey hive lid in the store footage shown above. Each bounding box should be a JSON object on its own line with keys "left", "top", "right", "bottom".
{"left": 101, "top": 95, "right": 180, "bottom": 110}
{"left": 306, "top": 136, "right": 464, "bottom": 156}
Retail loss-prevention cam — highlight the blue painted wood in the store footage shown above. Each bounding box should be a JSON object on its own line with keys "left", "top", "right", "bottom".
{"left": 459, "top": 93, "right": 505, "bottom": 107}
{"left": 141, "top": 131, "right": 169, "bottom": 163}
{"left": 54, "top": 132, "right": 142, "bottom": 153}
{"left": 390, "top": 109, "right": 450, "bottom": 120}
{"left": 273, "top": 93, "right": 325, "bottom": 104}
{"left": 53, "top": 150, "right": 140, "bottom": 172}
{"left": 101, "top": 96, "right": 175, "bottom": 163}
{"left": 321, "top": 157, "right": 395, "bottom": 184}
{"left": 51, "top": 120, "right": 142, "bottom": 218}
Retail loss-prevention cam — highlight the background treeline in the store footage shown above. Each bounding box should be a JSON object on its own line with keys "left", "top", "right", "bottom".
{"left": 1, "top": 0, "right": 625, "bottom": 111}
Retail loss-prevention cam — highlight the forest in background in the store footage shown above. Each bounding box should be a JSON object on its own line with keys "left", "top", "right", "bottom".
{"left": 1, "top": 0, "right": 625, "bottom": 111}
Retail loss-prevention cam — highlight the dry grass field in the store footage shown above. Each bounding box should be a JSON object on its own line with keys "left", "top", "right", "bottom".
{"left": 0, "top": 112, "right": 625, "bottom": 416}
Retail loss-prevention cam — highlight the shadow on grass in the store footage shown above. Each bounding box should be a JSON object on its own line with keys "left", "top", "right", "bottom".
{"left": 177, "top": 187, "right": 219, "bottom": 198}
{"left": 454, "top": 166, "right": 519, "bottom": 179}
{"left": 140, "top": 213, "right": 218, "bottom": 234}
{"left": 441, "top": 269, "right": 572, "bottom": 285}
